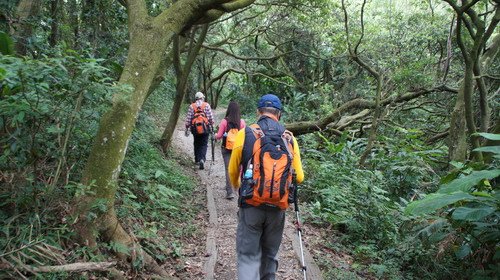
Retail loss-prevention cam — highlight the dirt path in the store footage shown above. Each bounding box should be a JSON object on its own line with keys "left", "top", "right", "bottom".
{"left": 171, "top": 109, "right": 321, "bottom": 279}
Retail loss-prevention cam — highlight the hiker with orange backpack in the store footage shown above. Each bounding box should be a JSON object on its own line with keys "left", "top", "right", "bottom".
{"left": 215, "top": 101, "right": 246, "bottom": 199}
{"left": 228, "top": 94, "right": 304, "bottom": 280}
{"left": 184, "top": 91, "right": 214, "bottom": 170}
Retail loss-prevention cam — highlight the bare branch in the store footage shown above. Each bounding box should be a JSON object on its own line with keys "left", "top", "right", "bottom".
{"left": 30, "top": 262, "right": 116, "bottom": 273}
{"left": 353, "top": 0, "right": 367, "bottom": 54}
{"left": 211, "top": 6, "right": 253, "bottom": 25}
{"left": 183, "top": 24, "right": 209, "bottom": 74}
{"left": 442, "top": 14, "right": 455, "bottom": 82}
{"left": 482, "top": 7, "right": 500, "bottom": 47}
{"left": 461, "top": 0, "right": 482, "bottom": 13}
{"left": 202, "top": 44, "right": 291, "bottom": 61}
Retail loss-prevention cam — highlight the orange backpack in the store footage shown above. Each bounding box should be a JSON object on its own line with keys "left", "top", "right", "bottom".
{"left": 223, "top": 120, "right": 239, "bottom": 150}
{"left": 244, "top": 123, "right": 294, "bottom": 210}
{"left": 191, "top": 102, "right": 209, "bottom": 135}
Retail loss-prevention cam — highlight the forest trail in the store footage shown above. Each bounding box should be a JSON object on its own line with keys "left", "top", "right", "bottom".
{"left": 171, "top": 108, "right": 322, "bottom": 279}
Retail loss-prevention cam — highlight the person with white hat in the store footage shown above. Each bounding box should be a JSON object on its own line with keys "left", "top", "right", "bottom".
{"left": 184, "top": 91, "right": 214, "bottom": 169}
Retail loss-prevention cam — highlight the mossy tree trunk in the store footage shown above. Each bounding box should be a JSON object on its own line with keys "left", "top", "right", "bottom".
{"left": 448, "top": 83, "right": 468, "bottom": 162}
{"left": 48, "top": 0, "right": 59, "bottom": 47}
{"left": 359, "top": 74, "right": 382, "bottom": 166}
{"left": 75, "top": 7, "right": 174, "bottom": 254}
{"left": 477, "top": 33, "right": 500, "bottom": 134}
{"left": 445, "top": 1, "right": 499, "bottom": 162}
{"left": 12, "top": 0, "right": 41, "bottom": 55}
{"left": 161, "top": 24, "right": 208, "bottom": 152}
{"left": 73, "top": 0, "right": 255, "bottom": 266}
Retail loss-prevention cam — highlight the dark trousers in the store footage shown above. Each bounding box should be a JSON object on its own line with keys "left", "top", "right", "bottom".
{"left": 193, "top": 133, "right": 209, "bottom": 163}
{"left": 221, "top": 148, "right": 234, "bottom": 196}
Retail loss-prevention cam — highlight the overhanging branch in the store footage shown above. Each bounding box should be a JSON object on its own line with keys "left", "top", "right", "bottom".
{"left": 202, "top": 44, "right": 291, "bottom": 61}
{"left": 286, "top": 85, "right": 456, "bottom": 135}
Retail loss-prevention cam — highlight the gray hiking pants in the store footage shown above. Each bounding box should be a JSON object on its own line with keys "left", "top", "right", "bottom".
{"left": 221, "top": 148, "right": 234, "bottom": 196}
{"left": 236, "top": 206, "right": 285, "bottom": 280}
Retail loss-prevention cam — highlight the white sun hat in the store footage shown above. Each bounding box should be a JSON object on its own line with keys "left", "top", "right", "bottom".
{"left": 195, "top": 92, "right": 205, "bottom": 99}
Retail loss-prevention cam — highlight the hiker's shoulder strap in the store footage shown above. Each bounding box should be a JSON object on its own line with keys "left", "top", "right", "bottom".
{"left": 192, "top": 102, "right": 207, "bottom": 112}
{"left": 282, "top": 130, "right": 294, "bottom": 160}
{"left": 283, "top": 130, "right": 294, "bottom": 143}
{"left": 249, "top": 123, "right": 264, "bottom": 138}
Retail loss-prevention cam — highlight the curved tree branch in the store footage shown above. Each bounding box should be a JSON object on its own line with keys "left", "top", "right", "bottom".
{"left": 202, "top": 44, "right": 292, "bottom": 60}
{"left": 286, "top": 86, "right": 456, "bottom": 135}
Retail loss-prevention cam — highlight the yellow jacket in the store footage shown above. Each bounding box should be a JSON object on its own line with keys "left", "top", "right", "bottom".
{"left": 228, "top": 122, "right": 304, "bottom": 188}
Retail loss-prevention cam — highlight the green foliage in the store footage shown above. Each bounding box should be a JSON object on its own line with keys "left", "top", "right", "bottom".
{"left": 301, "top": 130, "right": 461, "bottom": 279}
{"left": 0, "top": 31, "right": 14, "bottom": 55}
{"left": 371, "top": 129, "right": 443, "bottom": 199}
{"left": 0, "top": 52, "right": 115, "bottom": 231}
{"left": 303, "top": 133, "right": 400, "bottom": 246}
{"left": 405, "top": 191, "right": 475, "bottom": 215}
{"left": 0, "top": 52, "right": 116, "bottom": 278}
{"left": 405, "top": 134, "right": 500, "bottom": 279}
{"left": 115, "top": 85, "right": 204, "bottom": 265}
{"left": 0, "top": 53, "right": 114, "bottom": 175}
{"left": 1, "top": 0, "right": 497, "bottom": 279}
{"left": 438, "top": 169, "right": 500, "bottom": 194}
{"left": 0, "top": 48, "right": 202, "bottom": 277}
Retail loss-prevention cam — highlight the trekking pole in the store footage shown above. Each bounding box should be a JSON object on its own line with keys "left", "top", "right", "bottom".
{"left": 210, "top": 125, "right": 215, "bottom": 162}
{"left": 293, "top": 174, "right": 307, "bottom": 280}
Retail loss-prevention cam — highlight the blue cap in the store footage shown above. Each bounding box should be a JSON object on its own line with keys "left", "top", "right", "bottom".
{"left": 257, "top": 94, "right": 282, "bottom": 110}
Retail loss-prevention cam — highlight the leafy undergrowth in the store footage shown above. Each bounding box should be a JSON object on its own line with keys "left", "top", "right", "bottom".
{"left": 0, "top": 53, "right": 115, "bottom": 279}
{"left": 298, "top": 131, "right": 472, "bottom": 280}
{"left": 116, "top": 142, "right": 207, "bottom": 278}
{"left": 0, "top": 71, "right": 208, "bottom": 278}
{"left": 115, "top": 85, "right": 208, "bottom": 278}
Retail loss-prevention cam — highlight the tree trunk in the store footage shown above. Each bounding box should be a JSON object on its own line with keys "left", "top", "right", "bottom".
{"left": 462, "top": 62, "right": 482, "bottom": 161}
{"left": 161, "top": 25, "right": 208, "bottom": 152}
{"left": 447, "top": 81, "right": 468, "bottom": 162}
{"left": 74, "top": 20, "right": 173, "bottom": 248}
{"left": 212, "top": 74, "right": 228, "bottom": 109}
{"left": 359, "top": 76, "right": 382, "bottom": 166}
{"left": 474, "top": 60, "right": 489, "bottom": 134}
{"left": 12, "top": 0, "right": 41, "bottom": 55}
{"left": 286, "top": 86, "right": 456, "bottom": 135}
{"left": 161, "top": 81, "right": 188, "bottom": 152}
{"left": 73, "top": 0, "right": 255, "bottom": 258}
{"left": 81, "top": 0, "right": 96, "bottom": 48}
{"left": 448, "top": 20, "right": 500, "bottom": 162}
{"left": 476, "top": 33, "right": 500, "bottom": 134}
{"left": 68, "top": 0, "right": 80, "bottom": 48}
{"left": 49, "top": 0, "right": 59, "bottom": 47}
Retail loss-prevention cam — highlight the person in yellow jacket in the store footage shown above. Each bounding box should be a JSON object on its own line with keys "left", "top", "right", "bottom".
{"left": 228, "top": 94, "right": 304, "bottom": 280}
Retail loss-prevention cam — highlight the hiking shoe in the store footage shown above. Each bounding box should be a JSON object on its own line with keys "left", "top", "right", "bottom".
{"left": 199, "top": 160, "right": 204, "bottom": 170}
{"left": 226, "top": 193, "right": 235, "bottom": 200}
